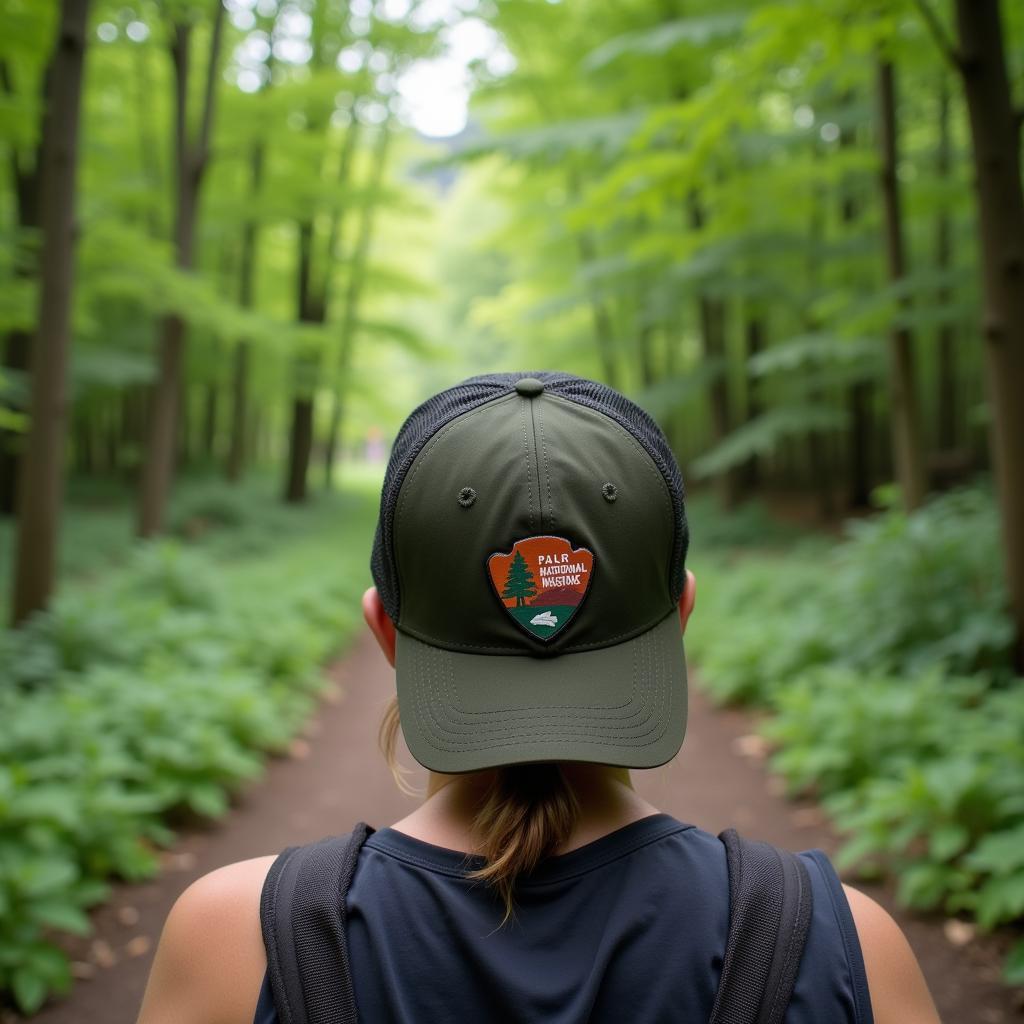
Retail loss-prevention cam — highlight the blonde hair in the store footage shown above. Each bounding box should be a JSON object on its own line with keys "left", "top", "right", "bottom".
{"left": 378, "top": 694, "right": 581, "bottom": 928}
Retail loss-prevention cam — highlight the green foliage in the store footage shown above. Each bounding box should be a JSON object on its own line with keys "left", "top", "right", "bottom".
{"left": 690, "top": 487, "right": 1013, "bottom": 703}
{"left": 824, "top": 686, "right": 1024, "bottom": 929}
{"left": 690, "top": 486, "right": 1023, "bottom": 985}
{"left": 0, "top": 482, "right": 375, "bottom": 1012}
{"left": 684, "top": 493, "right": 809, "bottom": 550}
{"left": 691, "top": 405, "right": 847, "bottom": 479}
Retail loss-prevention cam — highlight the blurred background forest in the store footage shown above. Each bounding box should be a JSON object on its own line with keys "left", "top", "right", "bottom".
{"left": 2, "top": 0, "right": 1024, "bottom": 1016}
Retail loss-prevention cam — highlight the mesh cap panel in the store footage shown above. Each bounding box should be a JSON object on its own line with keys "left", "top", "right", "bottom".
{"left": 370, "top": 371, "right": 687, "bottom": 623}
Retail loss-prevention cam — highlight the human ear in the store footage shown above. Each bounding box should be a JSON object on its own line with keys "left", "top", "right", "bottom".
{"left": 362, "top": 586, "right": 397, "bottom": 667}
{"left": 678, "top": 569, "right": 696, "bottom": 635}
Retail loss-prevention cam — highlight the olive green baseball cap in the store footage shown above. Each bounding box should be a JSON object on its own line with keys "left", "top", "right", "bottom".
{"left": 370, "top": 372, "right": 689, "bottom": 774}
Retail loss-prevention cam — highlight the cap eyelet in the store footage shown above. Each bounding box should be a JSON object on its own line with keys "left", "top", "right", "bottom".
{"left": 457, "top": 486, "right": 477, "bottom": 508}
{"left": 602, "top": 482, "right": 618, "bottom": 503}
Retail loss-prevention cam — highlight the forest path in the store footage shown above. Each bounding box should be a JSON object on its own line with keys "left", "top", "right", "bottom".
{"left": 28, "top": 633, "right": 1020, "bottom": 1024}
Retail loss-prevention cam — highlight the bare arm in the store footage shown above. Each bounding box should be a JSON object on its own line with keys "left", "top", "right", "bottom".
{"left": 136, "top": 856, "right": 275, "bottom": 1024}
{"left": 843, "top": 883, "right": 941, "bottom": 1024}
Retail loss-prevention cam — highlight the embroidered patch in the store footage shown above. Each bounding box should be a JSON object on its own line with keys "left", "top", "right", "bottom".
{"left": 487, "top": 535, "right": 595, "bottom": 642}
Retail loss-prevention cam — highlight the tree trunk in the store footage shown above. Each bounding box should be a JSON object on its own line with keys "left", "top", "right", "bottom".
{"left": 847, "top": 383, "right": 873, "bottom": 507}
{"left": 0, "top": 332, "right": 31, "bottom": 516}
{"left": 177, "top": 373, "right": 191, "bottom": 470}
{"left": 574, "top": 232, "right": 618, "bottom": 388}
{"left": 568, "top": 166, "right": 618, "bottom": 387}
{"left": 202, "top": 381, "right": 217, "bottom": 459}
{"left": 10, "top": 0, "right": 90, "bottom": 626}
{"left": 282, "top": 220, "right": 320, "bottom": 504}
{"left": 322, "top": 392, "right": 342, "bottom": 490}
{"left": 742, "top": 314, "right": 764, "bottom": 490}
{"left": 324, "top": 123, "right": 391, "bottom": 489}
{"left": 838, "top": 98, "right": 874, "bottom": 509}
{"left": 137, "top": 3, "right": 225, "bottom": 537}
{"left": 226, "top": 339, "right": 249, "bottom": 482}
{"left": 953, "top": 0, "right": 1024, "bottom": 670}
{"left": 689, "top": 192, "right": 738, "bottom": 508}
{"left": 876, "top": 59, "right": 927, "bottom": 512}
{"left": 934, "top": 75, "right": 957, "bottom": 453}
{"left": 699, "top": 294, "right": 738, "bottom": 508}
{"left": 284, "top": 397, "right": 314, "bottom": 504}
{"left": 0, "top": 58, "right": 47, "bottom": 517}
{"left": 226, "top": 139, "right": 264, "bottom": 483}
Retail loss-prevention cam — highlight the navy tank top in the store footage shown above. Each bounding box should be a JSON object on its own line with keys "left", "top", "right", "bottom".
{"left": 254, "top": 812, "right": 873, "bottom": 1023}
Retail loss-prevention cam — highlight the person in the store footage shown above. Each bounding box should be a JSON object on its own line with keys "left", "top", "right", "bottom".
{"left": 137, "top": 372, "right": 940, "bottom": 1024}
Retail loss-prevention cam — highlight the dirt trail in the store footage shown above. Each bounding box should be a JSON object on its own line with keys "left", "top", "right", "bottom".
{"left": 27, "top": 634, "right": 1021, "bottom": 1023}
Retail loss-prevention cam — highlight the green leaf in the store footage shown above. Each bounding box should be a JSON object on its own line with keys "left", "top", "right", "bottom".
{"left": 964, "top": 823, "right": 1024, "bottom": 874}
{"left": 30, "top": 901, "right": 93, "bottom": 936}
{"left": 929, "top": 823, "right": 969, "bottom": 862}
{"left": 187, "top": 783, "right": 229, "bottom": 819}
{"left": 12, "top": 967, "right": 47, "bottom": 1015}
{"left": 973, "top": 874, "right": 1024, "bottom": 929}
{"left": 749, "top": 333, "right": 881, "bottom": 377}
{"left": 0, "top": 406, "right": 27, "bottom": 431}
{"left": 583, "top": 13, "right": 747, "bottom": 70}
{"left": 1005, "top": 939, "right": 1024, "bottom": 985}
{"left": 16, "top": 858, "right": 79, "bottom": 897}
{"left": 691, "top": 406, "right": 847, "bottom": 479}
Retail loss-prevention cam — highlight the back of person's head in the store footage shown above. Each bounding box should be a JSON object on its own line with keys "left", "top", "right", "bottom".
{"left": 369, "top": 372, "right": 689, "bottom": 924}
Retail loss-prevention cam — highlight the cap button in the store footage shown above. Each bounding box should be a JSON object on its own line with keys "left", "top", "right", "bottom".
{"left": 515, "top": 377, "right": 544, "bottom": 397}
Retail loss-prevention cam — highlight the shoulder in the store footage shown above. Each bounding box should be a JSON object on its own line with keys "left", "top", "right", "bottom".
{"left": 137, "top": 855, "right": 277, "bottom": 1024}
{"left": 841, "top": 883, "right": 940, "bottom": 1024}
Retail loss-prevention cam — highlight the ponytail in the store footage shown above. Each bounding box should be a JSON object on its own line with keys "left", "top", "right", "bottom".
{"left": 378, "top": 694, "right": 581, "bottom": 928}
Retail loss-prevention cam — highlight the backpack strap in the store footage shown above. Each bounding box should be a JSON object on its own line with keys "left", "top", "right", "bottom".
{"left": 709, "top": 829, "right": 814, "bottom": 1024}
{"left": 259, "top": 821, "right": 376, "bottom": 1024}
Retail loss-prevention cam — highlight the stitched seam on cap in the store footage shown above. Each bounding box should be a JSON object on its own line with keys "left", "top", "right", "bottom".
{"left": 528, "top": 398, "right": 544, "bottom": 527}
{"left": 537, "top": 398, "right": 555, "bottom": 527}
{"left": 410, "top": 641, "right": 657, "bottom": 750}
{"left": 546, "top": 390, "right": 677, "bottom": 604}
{"left": 417, "top": 636, "right": 635, "bottom": 714}
{"left": 521, "top": 400, "right": 535, "bottom": 529}
{"left": 394, "top": 394, "right": 516, "bottom": 618}
{"left": 438, "top": 640, "right": 644, "bottom": 722}
{"left": 412, "top": 639, "right": 660, "bottom": 749}
{"left": 412, "top": 629, "right": 671, "bottom": 750}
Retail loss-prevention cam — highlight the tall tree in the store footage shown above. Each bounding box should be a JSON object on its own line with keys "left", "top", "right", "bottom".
{"left": 933, "top": 74, "right": 957, "bottom": 453}
{"left": 948, "top": 0, "right": 1024, "bottom": 670}
{"left": 0, "top": 49, "right": 49, "bottom": 517}
{"left": 137, "top": 0, "right": 225, "bottom": 536}
{"left": 323, "top": 121, "right": 390, "bottom": 488}
{"left": 838, "top": 95, "right": 875, "bottom": 509}
{"left": 283, "top": 218, "right": 322, "bottom": 504}
{"left": 876, "top": 58, "right": 926, "bottom": 511}
{"left": 689, "top": 192, "right": 738, "bottom": 509}
{"left": 10, "top": 0, "right": 90, "bottom": 625}
{"left": 225, "top": 132, "right": 263, "bottom": 483}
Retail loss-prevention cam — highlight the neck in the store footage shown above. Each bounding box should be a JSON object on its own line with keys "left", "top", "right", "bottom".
{"left": 425, "top": 763, "right": 635, "bottom": 801}
{"left": 388, "top": 764, "right": 661, "bottom": 856}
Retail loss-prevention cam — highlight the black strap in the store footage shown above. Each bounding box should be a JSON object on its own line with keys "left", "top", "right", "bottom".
{"left": 260, "top": 821, "right": 375, "bottom": 1024}
{"left": 709, "top": 829, "right": 814, "bottom": 1024}
{"left": 260, "top": 822, "right": 811, "bottom": 1024}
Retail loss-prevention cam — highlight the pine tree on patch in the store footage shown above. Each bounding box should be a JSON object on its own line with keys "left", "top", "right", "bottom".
{"left": 501, "top": 551, "right": 537, "bottom": 607}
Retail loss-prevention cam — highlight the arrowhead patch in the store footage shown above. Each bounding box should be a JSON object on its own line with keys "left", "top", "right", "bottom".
{"left": 487, "top": 535, "right": 595, "bottom": 642}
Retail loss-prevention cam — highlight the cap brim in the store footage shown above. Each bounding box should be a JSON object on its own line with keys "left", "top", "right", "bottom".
{"left": 394, "top": 610, "right": 687, "bottom": 774}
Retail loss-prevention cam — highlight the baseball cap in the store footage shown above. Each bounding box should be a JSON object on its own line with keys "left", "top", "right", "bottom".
{"left": 370, "top": 371, "right": 689, "bottom": 774}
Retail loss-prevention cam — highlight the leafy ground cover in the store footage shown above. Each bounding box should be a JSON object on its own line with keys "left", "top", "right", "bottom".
{"left": 0, "top": 470, "right": 380, "bottom": 1013}
{"left": 686, "top": 486, "right": 1024, "bottom": 985}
